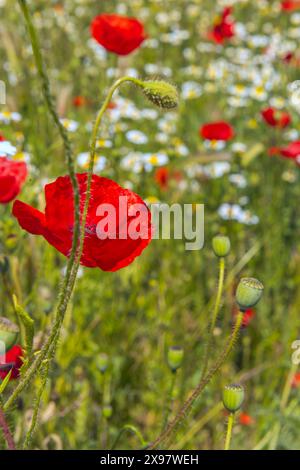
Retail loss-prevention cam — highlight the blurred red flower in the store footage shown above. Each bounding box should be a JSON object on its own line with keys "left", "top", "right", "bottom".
{"left": 72, "top": 96, "right": 88, "bottom": 107}
{"left": 278, "top": 141, "right": 300, "bottom": 160}
{"left": 291, "top": 372, "right": 300, "bottom": 388}
{"left": 281, "top": 1, "right": 300, "bottom": 11}
{"left": 261, "top": 107, "right": 291, "bottom": 128}
{"left": 200, "top": 121, "right": 234, "bottom": 141}
{"left": 13, "top": 174, "right": 152, "bottom": 272}
{"left": 239, "top": 412, "right": 255, "bottom": 426}
{"left": 91, "top": 14, "right": 146, "bottom": 55}
{"left": 0, "top": 157, "right": 27, "bottom": 204}
{"left": 154, "top": 167, "right": 182, "bottom": 190}
{"left": 233, "top": 307, "right": 255, "bottom": 327}
{"left": 0, "top": 345, "right": 23, "bottom": 381}
{"left": 209, "top": 7, "right": 235, "bottom": 44}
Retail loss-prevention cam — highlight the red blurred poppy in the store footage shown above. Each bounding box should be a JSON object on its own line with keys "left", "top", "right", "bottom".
{"left": 13, "top": 174, "right": 152, "bottom": 272}
{"left": 209, "top": 7, "right": 235, "bottom": 44}
{"left": 72, "top": 96, "right": 88, "bottom": 107}
{"left": 154, "top": 167, "right": 182, "bottom": 191}
{"left": 0, "top": 157, "right": 27, "bottom": 204}
{"left": 91, "top": 14, "right": 147, "bottom": 56}
{"left": 278, "top": 141, "right": 300, "bottom": 159}
{"left": 233, "top": 307, "right": 255, "bottom": 327}
{"left": 281, "top": 1, "right": 300, "bottom": 11}
{"left": 261, "top": 107, "right": 291, "bottom": 128}
{"left": 291, "top": 372, "right": 300, "bottom": 388}
{"left": 0, "top": 345, "right": 23, "bottom": 381}
{"left": 200, "top": 121, "right": 234, "bottom": 141}
{"left": 239, "top": 412, "right": 255, "bottom": 426}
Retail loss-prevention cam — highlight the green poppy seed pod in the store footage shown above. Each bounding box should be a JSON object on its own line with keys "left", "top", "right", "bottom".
{"left": 167, "top": 346, "right": 184, "bottom": 372}
{"left": 0, "top": 317, "right": 19, "bottom": 351}
{"left": 99, "top": 353, "right": 108, "bottom": 373}
{"left": 235, "top": 277, "right": 264, "bottom": 311}
{"left": 212, "top": 235, "right": 231, "bottom": 257}
{"left": 222, "top": 383, "right": 245, "bottom": 413}
{"left": 141, "top": 80, "right": 179, "bottom": 109}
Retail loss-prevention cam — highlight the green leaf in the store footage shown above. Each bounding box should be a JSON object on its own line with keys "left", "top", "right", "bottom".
{"left": 13, "top": 295, "right": 34, "bottom": 357}
{"left": 0, "top": 370, "right": 12, "bottom": 394}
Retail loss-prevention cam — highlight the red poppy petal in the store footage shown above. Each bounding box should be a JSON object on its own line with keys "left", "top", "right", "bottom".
{"left": 12, "top": 200, "right": 46, "bottom": 235}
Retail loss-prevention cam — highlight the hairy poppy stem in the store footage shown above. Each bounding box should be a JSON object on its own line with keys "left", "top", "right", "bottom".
{"left": 4, "top": 77, "right": 142, "bottom": 414}
{"left": 224, "top": 412, "right": 235, "bottom": 450}
{"left": 148, "top": 311, "right": 244, "bottom": 449}
{"left": 0, "top": 407, "right": 15, "bottom": 450}
{"left": 201, "top": 256, "right": 225, "bottom": 378}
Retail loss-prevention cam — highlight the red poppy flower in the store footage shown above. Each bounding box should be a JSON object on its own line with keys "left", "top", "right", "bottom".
{"left": 233, "top": 307, "right": 255, "bottom": 327}
{"left": 279, "top": 141, "right": 300, "bottom": 159}
{"left": 281, "top": 1, "right": 300, "bottom": 11}
{"left": 200, "top": 121, "right": 234, "bottom": 141}
{"left": 91, "top": 14, "right": 147, "bottom": 56}
{"left": 72, "top": 96, "right": 88, "bottom": 107}
{"left": 155, "top": 167, "right": 169, "bottom": 190}
{"left": 239, "top": 413, "right": 255, "bottom": 426}
{"left": 209, "top": 7, "right": 235, "bottom": 44}
{"left": 0, "top": 345, "right": 23, "bottom": 381}
{"left": 261, "top": 107, "right": 291, "bottom": 128}
{"left": 0, "top": 157, "right": 27, "bottom": 204}
{"left": 291, "top": 372, "right": 300, "bottom": 388}
{"left": 13, "top": 174, "right": 152, "bottom": 272}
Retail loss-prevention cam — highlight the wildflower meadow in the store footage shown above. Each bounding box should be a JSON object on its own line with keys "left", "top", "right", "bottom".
{"left": 0, "top": 0, "right": 300, "bottom": 455}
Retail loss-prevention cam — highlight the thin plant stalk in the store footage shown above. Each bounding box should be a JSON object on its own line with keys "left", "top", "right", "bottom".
{"left": 149, "top": 311, "right": 244, "bottom": 449}
{"left": 162, "top": 370, "right": 177, "bottom": 430}
{"left": 224, "top": 412, "right": 235, "bottom": 450}
{"left": 202, "top": 257, "right": 225, "bottom": 378}
{"left": 5, "top": 9, "right": 144, "bottom": 414}
{"left": 0, "top": 407, "right": 15, "bottom": 450}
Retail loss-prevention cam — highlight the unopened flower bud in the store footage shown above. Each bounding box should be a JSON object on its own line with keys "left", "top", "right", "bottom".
{"left": 235, "top": 277, "right": 264, "bottom": 311}
{"left": 212, "top": 235, "right": 231, "bottom": 257}
{"left": 140, "top": 80, "right": 179, "bottom": 109}
{"left": 167, "top": 346, "right": 184, "bottom": 372}
{"left": 223, "top": 383, "right": 245, "bottom": 413}
{"left": 99, "top": 353, "right": 108, "bottom": 373}
{"left": 0, "top": 317, "right": 19, "bottom": 351}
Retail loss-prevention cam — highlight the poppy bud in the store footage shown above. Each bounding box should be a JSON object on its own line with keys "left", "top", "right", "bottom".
{"left": 140, "top": 80, "right": 179, "bottom": 109}
{"left": 0, "top": 317, "right": 19, "bottom": 351}
{"left": 212, "top": 235, "right": 231, "bottom": 257}
{"left": 167, "top": 346, "right": 184, "bottom": 372}
{"left": 222, "top": 383, "right": 245, "bottom": 413}
{"left": 235, "top": 277, "right": 264, "bottom": 311}
{"left": 99, "top": 353, "right": 108, "bottom": 373}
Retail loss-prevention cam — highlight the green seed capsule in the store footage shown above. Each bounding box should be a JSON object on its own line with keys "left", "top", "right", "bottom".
{"left": 141, "top": 80, "right": 179, "bottom": 109}
{"left": 222, "top": 383, "right": 245, "bottom": 413}
{"left": 0, "top": 317, "right": 19, "bottom": 351}
{"left": 235, "top": 277, "right": 264, "bottom": 311}
{"left": 212, "top": 235, "right": 231, "bottom": 257}
{"left": 167, "top": 346, "right": 184, "bottom": 372}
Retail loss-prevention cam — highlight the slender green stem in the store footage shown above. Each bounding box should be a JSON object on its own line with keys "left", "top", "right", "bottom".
{"left": 4, "top": 0, "right": 81, "bottom": 412}
{"left": 202, "top": 257, "right": 225, "bottom": 378}
{"left": 4, "top": 77, "right": 143, "bottom": 412}
{"left": 0, "top": 407, "right": 15, "bottom": 450}
{"left": 280, "top": 362, "right": 297, "bottom": 411}
{"left": 224, "top": 412, "right": 235, "bottom": 450}
{"left": 148, "top": 311, "right": 244, "bottom": 449}
{"left": 23, "top": 361, "right": 49, "bottom": 449}
{"left": 111, "top": 424, "right": 146, "bottom": 450}
{"left": 162, "top": 371, "right": 177, "bottom": 430}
